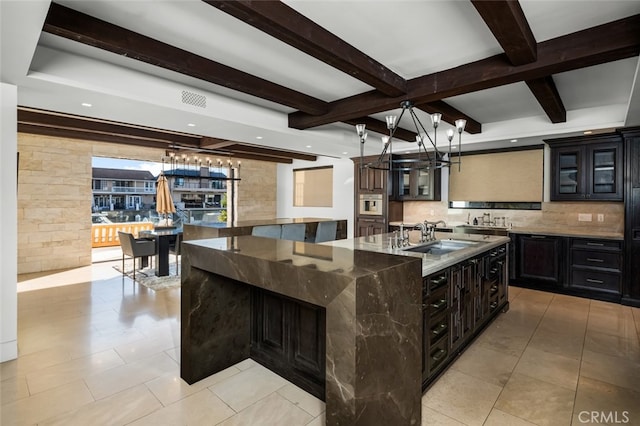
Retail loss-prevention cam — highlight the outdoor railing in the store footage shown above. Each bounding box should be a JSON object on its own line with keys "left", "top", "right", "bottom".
{"left": 92, "top": 222, "right": 154, "bottom": 248}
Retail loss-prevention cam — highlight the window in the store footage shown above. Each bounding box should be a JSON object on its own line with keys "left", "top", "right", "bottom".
{"left": 293, "top": 166, "right": 333, "bottom": 207}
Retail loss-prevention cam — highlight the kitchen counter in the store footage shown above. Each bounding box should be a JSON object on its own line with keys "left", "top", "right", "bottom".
{"left": 183, "top": 217, "right": 347, "bottom": 241}
{"left": 507, "top": 226, "right": 623, "bottom": 240}
{"left": 323, "top": 231, "right": 510, "bottom": 276}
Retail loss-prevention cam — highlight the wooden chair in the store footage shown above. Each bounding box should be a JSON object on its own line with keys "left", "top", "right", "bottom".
{"left": 118, "top": 231, "right": 156, "bottom": 281}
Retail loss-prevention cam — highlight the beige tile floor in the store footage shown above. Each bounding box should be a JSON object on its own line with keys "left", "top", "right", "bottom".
{"left": 2, "top": 253, "right": 640, "bottom": 425}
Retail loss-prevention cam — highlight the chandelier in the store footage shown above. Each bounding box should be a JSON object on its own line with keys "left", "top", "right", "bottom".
{"left": 161, "top": 148, "right": 241, "bottom": 182}
{"left": 355, "top": 100, "right": 466, "bottom": 171}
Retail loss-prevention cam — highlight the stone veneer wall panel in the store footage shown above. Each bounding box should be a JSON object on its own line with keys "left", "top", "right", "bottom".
{"left": 17, "top": 133, "right": 278, "bottom": 274}
{"left": 235, "top": 159, "right": 277, "bottom": 220}
{"left": 18, "top": 135, "right": 165, "bottom": 274}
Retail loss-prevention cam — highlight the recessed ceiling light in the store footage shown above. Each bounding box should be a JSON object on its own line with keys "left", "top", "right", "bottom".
{"left": 306, "top": 145, "right": 312, "bottom": 148}
{"left": 583, "top": 130, "right": 593, "bottom": 135}
{"left": 187, "top": 123, "right": 196, "bottom": 127}
{"left": 510, "top": 139, "right": 518, "bottom": 143}
{"left": 342, "top": 152, "right": 348, "bottom": 155}
{"left": 255, "top": 136, "right": 263, "bottom": 140}
{"left": 81, "top": 102, "right": 92, "bottom": 107}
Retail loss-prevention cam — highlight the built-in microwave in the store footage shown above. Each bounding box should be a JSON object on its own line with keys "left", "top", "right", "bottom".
{"left": 359, "top": 194, "right": 383, "bottom": 216}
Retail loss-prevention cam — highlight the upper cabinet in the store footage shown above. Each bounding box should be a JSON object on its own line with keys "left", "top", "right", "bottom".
{"left": 397, "top": 168, "right": 441, "bottom": 201}
{"left": 547, "top": 134, "right": 623, "bottom": 201}
{"left": 354, "top": 155, "right": 390, "bottom": 194}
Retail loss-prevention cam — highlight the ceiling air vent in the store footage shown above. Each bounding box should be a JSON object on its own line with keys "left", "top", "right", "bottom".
{"left": 181, "top": 90, "right": 206, "bottom": 108}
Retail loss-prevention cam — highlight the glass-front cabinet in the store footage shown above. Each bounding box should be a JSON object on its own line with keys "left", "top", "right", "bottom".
{"left": 547, "top": 134, "right": 623, "bottom": 201}
{"left": 398, "top": 168, "right": 441, "bottom": 201}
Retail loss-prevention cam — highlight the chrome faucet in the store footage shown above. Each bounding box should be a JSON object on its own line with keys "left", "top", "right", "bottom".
{"left": 413, "top": 222, "right": 428, "bottom": 242}
{"left": 423, "top": 220, "right": 447, "bottom": 241}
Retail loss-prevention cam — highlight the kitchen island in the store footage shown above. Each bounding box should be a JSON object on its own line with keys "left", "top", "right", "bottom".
{"left": 181, "top": 231, "right": 509, "bottom": 425}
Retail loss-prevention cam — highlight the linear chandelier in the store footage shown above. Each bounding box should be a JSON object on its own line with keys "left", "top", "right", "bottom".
{"left": 162, "top": 148, "right": 241, "bottom": 181}
{"left": 355, "top": 101, "right": 466, "bottom": 171}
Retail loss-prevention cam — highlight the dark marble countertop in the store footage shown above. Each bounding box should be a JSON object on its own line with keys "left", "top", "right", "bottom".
{"left": 322, "top": 231, "right": 510, "bottom": 276}
{"left": 188, "top": 217, "right": 338, "bottom": 229}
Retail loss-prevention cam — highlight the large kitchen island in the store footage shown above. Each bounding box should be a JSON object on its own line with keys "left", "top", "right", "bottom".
{"left": 181, "top": 231, "right": 510, "bottom": 425}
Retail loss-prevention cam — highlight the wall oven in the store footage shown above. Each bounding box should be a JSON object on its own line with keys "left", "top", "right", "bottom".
{"left": 359, "top": 194, "right": 383, "bottom": 216}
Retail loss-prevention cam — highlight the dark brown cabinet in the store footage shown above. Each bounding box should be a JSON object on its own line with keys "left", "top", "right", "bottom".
{"left": 422, "top": 244, "right": 508, "bottom": 390}
{"left": 516, "top": 234, "right": 563, "bottom": 285}
{"left": 355, "top": 218, "right": 386, "bottom": 237}
{"left": 352, "top": 156, "right": 403, "bottom": 237}
{"left": 620, "top": 126, "right": 640, "bottom": 306}
{"left": 547, "top": 134, "right": 623, "bottom": 201}
{"left": 251, "top": 288, "right": 326, "bottom": 400}
{"left": 396, "top": 168, "right": 441, "bottom": 201}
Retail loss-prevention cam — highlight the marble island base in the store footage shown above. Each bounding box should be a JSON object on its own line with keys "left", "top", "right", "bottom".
{"left": 181, "top": 236, "right": 423, "bottom": 425}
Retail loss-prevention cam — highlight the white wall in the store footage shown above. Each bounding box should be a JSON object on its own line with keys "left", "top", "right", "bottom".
{"left": 1, "top": 83, "right": 18, "bottom": 361}
{"left": 277, "top": 157, "right": 354, "bottom": 238}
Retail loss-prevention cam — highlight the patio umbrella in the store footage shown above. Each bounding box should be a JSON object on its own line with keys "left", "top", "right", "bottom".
{"left": 156, "top": 173, "right": 176, "bottom": 224}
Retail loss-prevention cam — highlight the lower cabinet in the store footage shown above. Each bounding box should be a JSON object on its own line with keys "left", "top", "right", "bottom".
{"left": 422, "top": 244, "right": 509, "bottom": 389}
{"left": 516, "top": 234, "right": 563, "bottom": 285}
{"left": 568, "top": 238, "right": 622, "bottom": 296}
{"left": 355, "top": 218, "right": 386, "bottom": 237}
{"left": 251, "top": 288, "right": 326, "bottom": 400}
{"left": 512, "top": 234, "right": 623, "bottom": 302}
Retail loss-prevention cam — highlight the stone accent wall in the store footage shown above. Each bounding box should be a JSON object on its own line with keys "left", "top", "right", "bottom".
{"left": 18, "top": 134, "right": 94, "bottom": 274}
{"left": 235, "top": 159, "right": 277, "bottom": 220}
{"left": 17, "top": 133, "right": 277, "bottom": 274}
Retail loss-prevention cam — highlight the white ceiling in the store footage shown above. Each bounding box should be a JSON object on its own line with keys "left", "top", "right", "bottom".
{"left": 2, "top": 0, "right": 640, "bottom": 160}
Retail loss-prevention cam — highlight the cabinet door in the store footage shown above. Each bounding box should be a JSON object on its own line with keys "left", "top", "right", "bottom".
{"left": 587, "top": 143, "right": 623, "bottom": 200}
{"left": 355, "top": 219, "right": 385, "bottom": 237}
{"left": 251, "top": 291, "right": 287, "bottom": 360}
{"left": 356, "top": 164, "right": 386, "bottom": 192}
{"left": 290, "top": 302, "right": 326, "bottom": 386}
{"left": 551, "top": 146, "right": 585, "bottom": 200}
{"left": 518, "top": 235, "right": 563, "bottom": 285}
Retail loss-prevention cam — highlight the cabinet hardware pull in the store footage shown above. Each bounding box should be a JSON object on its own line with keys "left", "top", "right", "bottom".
{"left": 586, "top": 278, "right": 604, "bottom": 284}
{"left": 432, "top": 349, "right": 446, "bottom": 362}
{"left": 432, "top": 324, "right": 447, "bottom": 336}
{"left": 586, "top": 258, "right": 604, "bottom": 263}
{"left": 431, "top": 299, "right": 447, "bottom": 310}
{"left": 586, "top": 242, "right": 604, "bottom": 246}
{"left": 531, "top": 235, "right": 546, "bottom": 239}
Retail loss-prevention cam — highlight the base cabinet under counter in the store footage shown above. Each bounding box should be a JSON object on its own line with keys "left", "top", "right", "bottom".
{"left": 422, "top": 244, "right": 509, "bottom": 390}
{"left": 511, "top": 233, "right": 624, "bottom": 303}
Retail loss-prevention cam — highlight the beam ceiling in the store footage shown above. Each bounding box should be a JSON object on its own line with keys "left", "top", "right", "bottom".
{"left": 18, "top": 108, "right": 316, "bottom": 164}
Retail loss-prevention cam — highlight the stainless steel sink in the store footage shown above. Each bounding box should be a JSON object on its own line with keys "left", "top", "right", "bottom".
{"left": 402, "top": 238, "right": 479, "bottom": 255}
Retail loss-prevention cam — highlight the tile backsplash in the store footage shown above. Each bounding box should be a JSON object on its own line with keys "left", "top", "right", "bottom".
{"left": 403, "top": 200, "right": 624, "bottom": 234}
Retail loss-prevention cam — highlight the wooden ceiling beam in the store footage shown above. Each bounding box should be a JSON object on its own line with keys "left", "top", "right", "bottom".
{"left": 18, "top": 108, "right": 201, "bottom": 146}
{"left": 43, "top": 2, "right": 328, "bottom": 115}
{"left": 206, "top": 0, "right": 406, "bottom": 97}
{"left": 472, "top": 0, "right": 566, "bottom": 123}
{"left": 525, "top": 76, "right": 567, "bottom": 123}
{"left": 471, "top": 0, "right": 537, "bottom": 65}
{"left": 289, "top": 14, "right": 640, "bottom": 130}
{"left": 18, "top": 123, "right": 175, "bottom": 150}
{"left": 220, "top": 144, "right": 317, "bottom": 162}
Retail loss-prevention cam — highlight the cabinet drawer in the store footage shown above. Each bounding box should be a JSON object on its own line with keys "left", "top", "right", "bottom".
{"left": 424, "top": 272, "right": 449, "bottom": 295}
{"left": 571, "top": 239, "right": 622, "bottom": 251}
{"left": 571, "top": 249, "right": 621, "bottom": 270}
{"left": 570, "top": 269, "right": 621, "bottom": 293}
{"left": 429, "top": 314, "right": 449, "bottom": 346}
{"left": 428, "top": 337, "right": 449, "bottom": 374}
{"left": 426, "top": 287, "right": 449, "bottom": 318}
